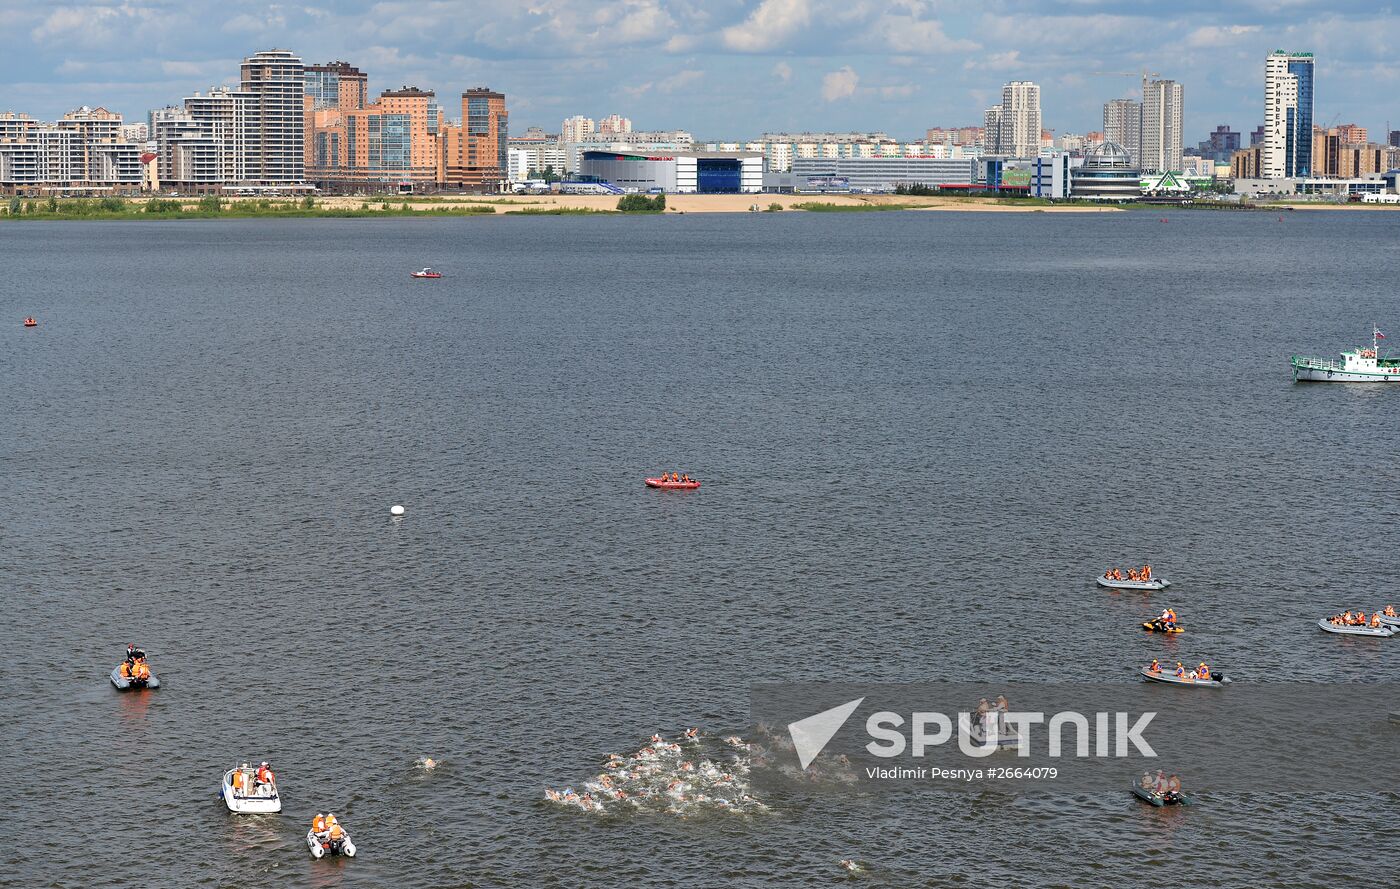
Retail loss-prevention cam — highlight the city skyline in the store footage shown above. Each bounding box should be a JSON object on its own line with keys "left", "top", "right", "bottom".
{"left": 2, "top": 1, "right": 1398, "bottom": 140}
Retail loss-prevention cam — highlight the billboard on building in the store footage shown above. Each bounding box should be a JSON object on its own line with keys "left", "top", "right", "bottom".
{"left": 1000, "top": 168, "right": 1032, "bottom": 187}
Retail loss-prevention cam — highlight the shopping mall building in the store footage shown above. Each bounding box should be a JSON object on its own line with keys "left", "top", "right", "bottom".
{"left": 577, "top": 149, "right": 763, "bottom": 193}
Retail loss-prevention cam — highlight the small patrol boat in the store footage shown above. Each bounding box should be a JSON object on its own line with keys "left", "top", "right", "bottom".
{"left": 1291, "top": 325, "right": 1400, "bottom": 382}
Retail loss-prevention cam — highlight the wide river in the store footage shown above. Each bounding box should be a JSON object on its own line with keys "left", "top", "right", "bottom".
{"left": 3, "top": 210, "right": 1397, "bottom": 887}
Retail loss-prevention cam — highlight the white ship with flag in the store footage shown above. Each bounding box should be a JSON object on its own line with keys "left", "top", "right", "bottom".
{"left": 1291, "top": 325, "right": 1400, "bottom": 382}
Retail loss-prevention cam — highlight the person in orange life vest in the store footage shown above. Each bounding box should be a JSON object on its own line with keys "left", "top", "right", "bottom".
{"left": 1174, "top": 662, "right": 1185, "bottom": 677}
{"left": 255, "top": 761, "right": 274, "bottom": 787}
{"left": 1197, "top": 663, "right": 1210, "bottom": 681}
{"left": 312, "top": 813, "right": 328, "bottom": 837}
{"left": 1147, "top": 659, "right": 1161, "bottom": 674}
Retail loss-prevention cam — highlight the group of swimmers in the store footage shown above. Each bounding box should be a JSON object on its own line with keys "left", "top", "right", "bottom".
{"left": 118, "top": 643, "right": 152, "bottom": 682}
{"left": 1140, "top": 769, "right": 1184, "bottom": 801}
{"left": 1328, "top": 605, "right": 1395, "bottom": 628}
{"left": 1146, "top": 659, "right": 1212, "bottom": 681}
{"left": 546, "top": 728, "right": 766, "bottom": 817}
{"left": 1105, "top": 565, "right": 1153, "bottom": 582}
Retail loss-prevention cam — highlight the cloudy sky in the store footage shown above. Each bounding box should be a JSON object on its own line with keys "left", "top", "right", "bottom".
{"left": 2, "top": 1, "right": 1396, "bottom": 141}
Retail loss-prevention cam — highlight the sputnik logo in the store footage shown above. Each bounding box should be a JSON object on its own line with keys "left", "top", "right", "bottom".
{"left": 787, "top": 697, "right": 864, "bottom": 769}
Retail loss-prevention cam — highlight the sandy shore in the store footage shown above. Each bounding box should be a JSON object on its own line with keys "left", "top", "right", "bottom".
{"left": 312, "top": 193, "right": 1123, "bottom": 214}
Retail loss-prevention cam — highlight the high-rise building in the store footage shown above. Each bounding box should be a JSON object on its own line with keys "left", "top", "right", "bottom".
{"left": 441, "top": 88, "right": 508, "bottom": 190}
{"left": 1103, "top": 99, "right": 1141, "bottom": 166}
{"left": 995, "top": 81, "right": 1040, "bottom": 157}
{"left": 561, "top": 115, "right": 595, "bottom": 143}
{"left": 1389, "top": 130, "right": 1400, "bottom": 148}
{"left": 1263, "top": 50, "right": 1314, "bottom": 178}
{"left": 307, "top": 85, "right": 444, "bottom": 190}
{"left": 1250, "top": 125, "right": 1266, "bottom": 146}
{"left": 982, "top": 107, "right": 1002, "bottom": 152}
{"left": 1140, "top": 79, "right": 1184, "bottom": 173}
{"left": 304, "top": 61, "right": 367, "bottom": 112}
{"left": 240, "top": 49, "right": 305, "bottom": 184}
{"left": 598, "top": 114, "right": 631, "bottom": 136}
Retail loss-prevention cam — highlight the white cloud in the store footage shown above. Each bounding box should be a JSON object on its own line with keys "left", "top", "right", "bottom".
{"left": 31, "top": 4, "right": 159, "bottom": 45}
{"left": 722, "top": 0, "right": 810, "bottom": 52}
{"left": 963, "top": 50, "right": 1021, "bottom": 72}
{"left": 657, "top": 69, "right": 703, "bottom": 93}
{"left": 866, "top": 11, "right": 978, "bottom": 54}
{"left": 1185, "top": 24, "right": 1261, "bottom": 48}
{"left": 820, "top": 65, "right": 858, "bottom": 101}
{"left": 772, "top": 61, "right": 792, "bottom": 82}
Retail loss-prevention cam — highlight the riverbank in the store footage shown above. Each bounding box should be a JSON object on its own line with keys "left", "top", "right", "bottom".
{"left": 2, "top": 192, "right": 1126, "bottom": 221}
{"left": 7, "top": 191, "right": 1396, "bottom": 221}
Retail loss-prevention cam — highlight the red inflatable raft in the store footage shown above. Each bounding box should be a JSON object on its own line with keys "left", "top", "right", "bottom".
{"left": 645, "top": 477, "right": 700, "bottom": 490}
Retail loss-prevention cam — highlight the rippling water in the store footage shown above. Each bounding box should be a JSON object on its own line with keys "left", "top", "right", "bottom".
{"left": 3, "top": 211, "right": 1399, "bottom": 887}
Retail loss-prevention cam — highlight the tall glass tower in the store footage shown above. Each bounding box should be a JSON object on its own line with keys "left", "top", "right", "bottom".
{"left": 1264, "top": 51, "right": 1313, "bottom": 178}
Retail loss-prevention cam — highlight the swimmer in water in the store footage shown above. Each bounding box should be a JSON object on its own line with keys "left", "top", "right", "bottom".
{"left": 684, "top": 727, "right": 699, "bottom": 739}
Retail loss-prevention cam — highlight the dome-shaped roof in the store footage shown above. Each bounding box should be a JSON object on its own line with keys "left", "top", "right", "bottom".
{"left": 1082, "top": 140, "right": 1136, "bottom": 170}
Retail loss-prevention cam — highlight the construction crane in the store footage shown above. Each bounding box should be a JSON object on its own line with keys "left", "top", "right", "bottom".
{"left": 1091, "top": 70, "right": 1160, "bottom": 100}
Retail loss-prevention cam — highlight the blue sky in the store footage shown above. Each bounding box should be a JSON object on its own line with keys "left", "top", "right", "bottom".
{"left": 2, "top": 1, "right": 1397, "bottom": 142}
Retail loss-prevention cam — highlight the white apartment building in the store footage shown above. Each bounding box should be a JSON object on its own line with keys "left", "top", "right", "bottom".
{"left": 1, "top": 106, "right": 143, "bottom": 193}
{"left": 997, "top": 81, "right": 1041, "bottom": 158}
{"left": 561, "top": 115, "right": 595, "bottom": 143}
{"left": 1140, "top": 79, "right": 1184, "bottom": 173}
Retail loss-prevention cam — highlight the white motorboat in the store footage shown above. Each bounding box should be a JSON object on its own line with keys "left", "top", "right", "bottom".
{"left": 307, "top": 827, "right": 356, "bottom": 859}
{"left": 1098, "top": 576, "right": 1170, "bottom": 591}
{"left": 1292, "top": 325, "right": 1400, "bottom": 382}
{"left": 1317, "top": 618, "right": 1394, "bottom": 637}
{"left": 222, "top": 767, "right": 281, "bottom": 814}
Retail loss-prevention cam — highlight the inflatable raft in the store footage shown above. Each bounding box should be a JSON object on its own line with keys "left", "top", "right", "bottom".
{"left": 1098, "top": 576, "right": 1170, "bottom": 590}
{"left": 1317, "top": 618, "right": 1394, "bottom": 637}
{"left": 645, "top": 477, "right": 700, "bottom": 490}
{"left": 110, "top": 665, "right": 159, "bottom": 690}
{"left": 1375, "top": 614, "right": 1400, "bottom": 628}
{"left": 222, "top": 768, "right": 281, "bottom": 814}
{"left": 1139, "top": 668, "right": 1230, "bottom": 688}
{"left": 1132, "top": 782, "right": 1190, "bottom": 807}
{"left": 307, "top": 828, "right": 356, "bottom": 859}
{"left": 1142, "top": 621, "right": 1184, "bottom": 634}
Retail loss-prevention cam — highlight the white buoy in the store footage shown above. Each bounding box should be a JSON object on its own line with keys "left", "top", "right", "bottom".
{"left": 390, "top": 504, "right": 405, "bottom": 516}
